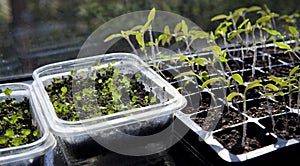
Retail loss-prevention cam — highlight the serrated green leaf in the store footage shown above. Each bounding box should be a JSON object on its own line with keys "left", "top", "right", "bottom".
{"left": 231, "top": 73, "right": 244, "bottom": 85}
{"left": 104, "top": 33, "right": 122, "bottom": 42}
{"left": 226, "top": 92, "right": 244, "bottom": 102}
{"left": 211, "top": 14, "right": 228, "bottom": 21}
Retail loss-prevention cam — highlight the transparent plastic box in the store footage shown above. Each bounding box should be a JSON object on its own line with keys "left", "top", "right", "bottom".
{"left": 32, "top": 53, "right": 187, "bottom": 164}
{"left": 0, "top": 83, "right": 56, "bottom": 166}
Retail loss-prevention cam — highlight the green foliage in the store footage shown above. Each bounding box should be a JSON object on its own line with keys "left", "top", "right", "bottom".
{"left": 4, "top": 88, "right": 12, "bottom": 97}
{"left": 46, "top": 61, "right": 159, "bottom": 121}
{"left": 0, "top": 90, "right": 40, "bottom": 148}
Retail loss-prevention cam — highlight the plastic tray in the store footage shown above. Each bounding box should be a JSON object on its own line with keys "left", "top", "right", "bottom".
{"left": 32, "top": 53, "right": 187, "bottom": 164}
{"left": 0, "top": 83, "right": 56, "bottom": 165}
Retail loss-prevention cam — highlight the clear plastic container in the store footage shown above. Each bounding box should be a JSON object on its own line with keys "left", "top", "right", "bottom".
{"left": 32, "top": 53, "right": 187, "bottom": 164}
{"left": 0, "top": 83, "right": 56, "bottom": 166}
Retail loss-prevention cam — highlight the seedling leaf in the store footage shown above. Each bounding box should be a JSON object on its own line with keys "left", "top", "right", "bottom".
{"left": 174, "top": 71, "right": 196, "bottom": 79}
{"left": 136, "top": 32, "right": 145, "bottom": 48}
{"left": 4, "top": 88, "right": 12, "bottom": 97}
{"left": 289, "top": 65, "right": 299, "bottom": 76}
{"left": 231, "top": 73, "right": 244, "bottom": 85}
{"left": 262, "top": 28, "right": 282, "bottom": 36}
{"left": 288, "top": 26, "right": 298, "bottom": 36}
{"left": 227, "top": 92, "right": 244, "bottom": 102}
{"left": 201, "top": 77, "right": 226, "bottom": 90}
{"left": 211, "top": 14, "right": 228, "bottom": 21}
{"left": 274, "top": 42, "right": 291, "bottom": 50}
{"left": 61, "top": 87, "right": 67, "bottom": 94}
{"left": 245, "top": 80, "right": 262, "bottom": 92}
{"left": 246, "top": 6, "right": 261, "bottom": 13}
{"left": 265, "top": 84, "right": 279, "bottom": 91}
{"left": 181, "top": 20, "right": 188, "bottom": 36}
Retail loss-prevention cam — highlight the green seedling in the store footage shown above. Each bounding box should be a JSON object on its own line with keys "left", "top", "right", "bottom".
{"left": 226, "top": 79, "right": 263, "bottom": 147}
{"left": 0, "top": 89, "right": 40, "bottom": 148}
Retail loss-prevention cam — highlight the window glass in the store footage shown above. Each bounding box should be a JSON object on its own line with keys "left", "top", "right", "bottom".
{"left": 0, "top": 0, "right": 299, "bottom": 81}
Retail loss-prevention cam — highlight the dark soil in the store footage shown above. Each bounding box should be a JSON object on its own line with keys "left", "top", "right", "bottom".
{"left": 229, "top": 69, "right": 265, "bottom": 83}
{"left": 182, "top": 92, "right": 217, "bottom": 114}
{"left": 225, "top": 84, "right": 261, "bottom": 102}
{"left": 232, "top": 98, "right": 288, "bottom": 118}
{"left": 272, "top": 52, "right": 300, "bottom": 64}
{"left": 259, "top": 112, "right": 300, "bottom": 140}
{"left": 193, "top": 106, "right": 245, "bottom": 131}
{"left": 262, "top": 65, "right": 293, "bottom": 78}
{"left": 243, "top": 55, "right": 283, "bottom": 68}
{"left": 275, "top": 92, "right": 300, "bottom": 109}
{"left": 45, "top": 66, "right": 159, "bottom": 121}
{"left": 222, "top": 59, "right": 244, "bottom": 72}
{"left": 0, "top": 97, "right": 40, "bottom": 148}
{"left": 213, "top": 122, "right": 277, "bottom": 154}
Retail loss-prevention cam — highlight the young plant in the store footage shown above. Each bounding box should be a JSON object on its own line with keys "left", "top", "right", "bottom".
{"left": 226, "top": 79, "right": 263, "bottom": 147}
{"left": 201, "top": 73, "right": 243, "bottom": 110}
{"left": 0, "top": 88, "right": 40, "bottom": 148}
{"left": 46, "top": 61, "right": 159, "bottom": 121}
{"left": 260, "top": 83, "right": 281, "bottom": 132}
{"left": 104, "top": 8, "right": 156, "bottom": 63}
